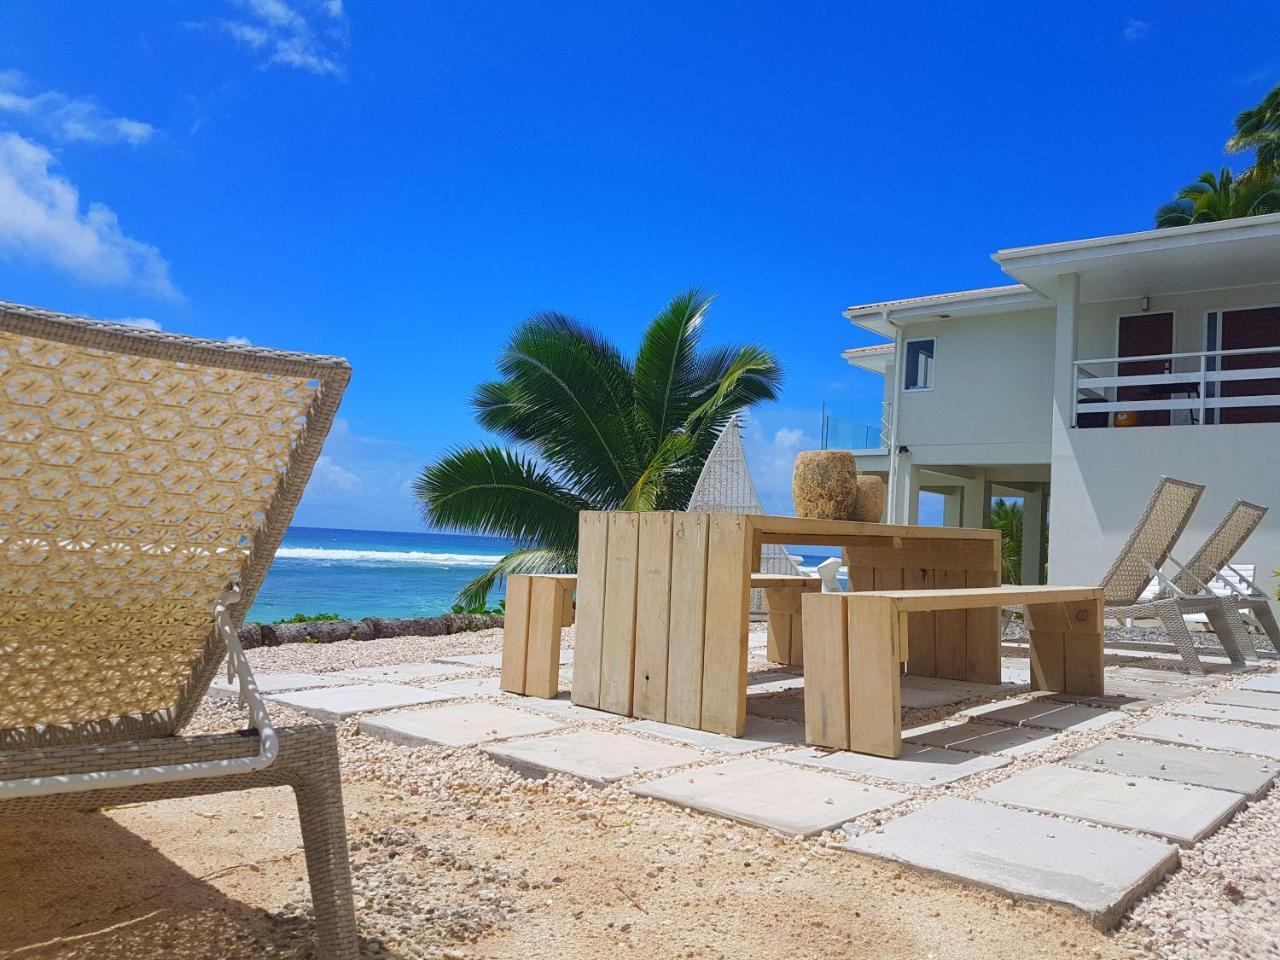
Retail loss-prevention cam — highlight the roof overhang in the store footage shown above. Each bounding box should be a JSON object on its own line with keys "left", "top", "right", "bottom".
{"left": 841, "top": 343, "right": 893, "bottom": 373}
{"left": 993, "top": 213, "right": 1280, "bottom": 302}
{"left": 843, "top": 285, "right": 1049, "bottom": 337}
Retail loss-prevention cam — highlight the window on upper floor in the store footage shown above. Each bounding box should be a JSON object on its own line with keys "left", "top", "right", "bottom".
{"left": 903, "top": 337, "right": 935, "bottom": 391}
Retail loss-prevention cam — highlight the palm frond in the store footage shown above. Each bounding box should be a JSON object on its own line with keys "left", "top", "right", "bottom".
{"left": 456, "top": 545, "right": 578, "bottom": 609}
{"left": 633, "top": 288, "right": 715, "bottom": 445}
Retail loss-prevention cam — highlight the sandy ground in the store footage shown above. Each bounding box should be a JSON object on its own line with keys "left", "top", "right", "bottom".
{"left": 5, "top": 623, "right": 1274, "bottom": 960}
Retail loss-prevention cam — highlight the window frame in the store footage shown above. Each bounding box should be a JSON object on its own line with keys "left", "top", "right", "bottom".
{"left": 902, "top": 336, "right": 937, "bottom": 393}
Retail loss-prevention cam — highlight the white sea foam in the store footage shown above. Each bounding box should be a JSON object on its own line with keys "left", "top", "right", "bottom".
{"left": 275, "top": 547, "right": 503, "bottom": 567}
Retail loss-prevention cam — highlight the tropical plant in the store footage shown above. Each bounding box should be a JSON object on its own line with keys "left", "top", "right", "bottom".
{"left": 989, "top": 498, "right": 1023, "bottom": 584}
{"left": 272, "top": 612, "right": 342, "bottom": 624}
{"left": 416, "top": 289, "right": 783, "bottom": 606}
{"left": 1227, "top": 82, "right": 1280, "bottom": 182}
{"left": 450, "top": 599, "right": 506, "bottom": 616}
{"left": 1155, "top": 167, "right": 1280, "bottom": 228}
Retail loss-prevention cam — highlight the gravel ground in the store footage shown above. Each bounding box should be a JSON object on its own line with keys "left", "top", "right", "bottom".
{"left": 6, "top": 622, "right": 1280, "bottom": 959}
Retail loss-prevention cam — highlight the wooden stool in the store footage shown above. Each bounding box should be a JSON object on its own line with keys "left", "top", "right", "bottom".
{"left": 751, "top": 573, "right": 822, "bottom": 665}
{"left": 501, "top": 574, "right": 576, "bottom": 698}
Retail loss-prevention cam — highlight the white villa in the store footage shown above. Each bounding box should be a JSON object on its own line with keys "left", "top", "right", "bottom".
{"left": 833, "top": 214, "right": 1280, "bottom": 601}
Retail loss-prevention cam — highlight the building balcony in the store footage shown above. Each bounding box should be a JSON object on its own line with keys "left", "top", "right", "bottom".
{"left": 821, "top": 401, "right": 892, "bottom": 452}
{"left": 1074, "top": 345, "right": 1280, "bottom": 428}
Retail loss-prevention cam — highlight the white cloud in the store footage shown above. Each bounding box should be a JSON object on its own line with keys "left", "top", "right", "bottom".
{"left": 0, "top": 133, "right": 179, "bottom": 298}
{"left": 116, "top": 317, "right": 162, "bottom": 330}
{"left": 740, "top": 419, "right": 817, "bottom": 515}
{"left": 217, "top": 0, "right": 349, "bottom": 77}
{"left": 225, "top": 334, "right": 252, "bottom": 345}
{"left": 0, "top": 71, "right": 154, "bottom": 146}
{"left": 311, "top": 454, "right": 362, "bottom": 494}
{"left": 1122, "top": 17, "right": 1151, "bottom": 41}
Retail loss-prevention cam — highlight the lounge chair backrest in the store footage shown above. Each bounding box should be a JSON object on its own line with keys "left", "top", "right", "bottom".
{"left": 1166, "top": 499, "right": 1268, "bottom": 597}
{"left": 1098, "top": 476, "right": 1205, "bottom": 605}
{"left": 0, "top": 302, "right": 349, "bottom": 749}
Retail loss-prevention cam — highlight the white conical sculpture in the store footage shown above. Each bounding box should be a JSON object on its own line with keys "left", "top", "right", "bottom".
{"left": 687, "top": 417, "right": 806, "bottom": 611}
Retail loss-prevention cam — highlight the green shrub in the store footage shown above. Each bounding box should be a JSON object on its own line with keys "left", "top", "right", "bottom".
{"left": 273, "top": 612, "right": 342, "bottom": 624}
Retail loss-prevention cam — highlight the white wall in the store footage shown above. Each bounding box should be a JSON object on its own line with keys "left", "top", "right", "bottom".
{"left": 1048, "top": 422, "right": 1280, "bottom": 602}
{"left": 895, "top": 307, "right": 1055, "bottom": 465}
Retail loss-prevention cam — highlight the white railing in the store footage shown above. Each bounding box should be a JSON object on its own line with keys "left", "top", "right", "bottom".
{"left": 1073, "top": 344, "right": 1280, "bottom": 427}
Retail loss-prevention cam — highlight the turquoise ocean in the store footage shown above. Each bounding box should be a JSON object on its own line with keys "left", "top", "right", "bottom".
{"left": 247, "top": 526, "right": 842, "bottom": 624}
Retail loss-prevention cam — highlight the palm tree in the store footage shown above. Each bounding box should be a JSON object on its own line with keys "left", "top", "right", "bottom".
{"left": 1155, "top": 167, "right": 1280, "bottom": 228}
{"left": 415, "top": 289, "right": 783, "bottom": 606}
{"left": 989, "top": 498, "right": 1023, "bottom": 585}
{"left": 1227, "top": 82, "right": 1280, "bottom": 182}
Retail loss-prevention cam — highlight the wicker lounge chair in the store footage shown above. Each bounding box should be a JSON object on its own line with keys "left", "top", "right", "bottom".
{"left": 0, "top": 301, "right": 357, "bottom": 958}
{"left": 1157, "top": 499, "right": 1274, "bottom": 658}
{"left": 1097, "top": 477, "right": 1255, "bottom": 674}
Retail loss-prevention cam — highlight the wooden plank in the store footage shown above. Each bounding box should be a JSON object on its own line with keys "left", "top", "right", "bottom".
{"left": 666, "top": 513, "right": 709, "bottom": 728}
{"left": 849, "top": 564, "right": 876, "bottom": 592}
{"left": 700, "top": 513, "right": 751, "bottom": 736}
{"left": 843, "top": 538, "right": 999, "bottom": 572}
{"left": 847, "top": 595, "right": 903, "bottom": 758}
{"left": 524, "top": 577, "right": 563, "bottom": 698}
{"left": 1026, "top": 602, "right": 1066, "bottom": 691}
{"left": 964, "top": 568, "right": 1001, "bottom": 685}
{"left": 598, "top": 512, "right": 641, "bottom": 716}
{"left": 633, "top": 512, "right": 674, "bottom": 721}
{"left": 933, "top": 568, "right": 968, "bottom": 680}
{"left": 765, "top": 589, "right": 792, "bottom": 664}
{"left": 1062, "top": 596, "right": 1105, "bottom": 696}
{"left": 750, "top": 573, "right": 815, "bottom": 588}
{"left": 500, "top": 575, "right": 532, "bottom": 695}
{"left": 801, "top": 592, "right": 849, "bottom": 749}
{"left": 842, "top": 585, "right": 1103, "bottom": 612}
{"left": 571, "top": 512, "right": 610, "bottom": 708}
{"left": 902, "top": 566, "right": 935, "bottom": 677}
{"left": 873, "top": 566, "right": 904, "bottom": 590}
{"left": 748, "top": 514, "right": 1000, "bottom": 542}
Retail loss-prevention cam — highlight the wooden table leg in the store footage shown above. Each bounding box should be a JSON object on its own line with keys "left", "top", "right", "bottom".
{"left": 802, "top": 592, "right": 850, "bottom": 750}
{"left": 846, "top": 594, "right": 903, "bottom": 758}
{"left": 700, "top": 514, "right": 750, "bottom": 736}
{"left": 1063, "top": 596, "right": 1105, "bottom": 696}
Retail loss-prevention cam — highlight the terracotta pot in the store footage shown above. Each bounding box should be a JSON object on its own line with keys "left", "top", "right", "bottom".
{"left": 792, "top": 450, "right": 859, "bottom": 520}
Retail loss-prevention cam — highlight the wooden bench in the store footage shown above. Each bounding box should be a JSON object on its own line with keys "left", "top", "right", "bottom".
{"left": 802, "top": 585, "right": 1104, "bottom": 758}
{"left": 501, "top": 570, "right": 821, "bottom": 698}
{"left": 751, "top": 573, "right": 823, "bottom": 666}
{"left": 501, "top": 574, "right": 577, "bottom": 698}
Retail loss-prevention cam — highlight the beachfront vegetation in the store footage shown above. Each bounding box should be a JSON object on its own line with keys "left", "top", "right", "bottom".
{"left": 415, "top": 288, "right": 783, "bottom": 605}
{"left": 1156, "top": 82, "right": 1280, "bottom": 227}
{"left": 272, "top": 612, "right": 343, "bottom": 624}
{"left": 989, "top": 498, "right": 1023, "bottom": 584}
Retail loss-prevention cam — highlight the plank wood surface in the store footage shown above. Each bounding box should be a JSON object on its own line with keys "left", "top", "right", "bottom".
{"left": 525, "top": 576, "right": 564, "bottom": 698}
{"left": 700, "top": 513, "right": 751, "bottom": 736}
{"left": 598, "top": 512, "right": 640, "bottom": 715}
{"left": 570, "top": 511, "right": 610, "bottom": 709}
{"left": 932, "top": 568, "right": 968, "bottom": 680}
{"left": 847, "top": 595, "right": 902, "bottom": 758}
{"left": 964, "top": 568, "right": 1002, "bottom": 685}
{"left": 665, "top": 513, "right": 709, "bottom": 728}
{"left": 633, "top": 512, "right": 674, "bottom": 721}
{"left": 500, "top": 574, "right": 532, "bottom": 695}
{"left": 801, "top": 592, "right": 850, "bottom": 749}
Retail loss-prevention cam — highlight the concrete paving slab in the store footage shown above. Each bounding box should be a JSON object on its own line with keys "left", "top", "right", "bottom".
{"left": 779, "top": 743, "right": 1008, "bottom": 787}
{"left": 632, "top": 757, "right": 906, "bottom": 836}
{"left": 1050, "top": 678, "right": 1202, "bottom": 712}
{"left": 1066, "top": 740, "right": 1279, "bottom": 799}
{"left": 745, "top": 692, "right": 805, "bottom": 723}
{"left": 484, "top": 730, "right": 702, "bottom": 786}
{"left": 1174, "top": 702, "right": 1280, "bottom": 728}
{"left": 333, "top": 663, "right": 464, "bottom": 682}
{"left": 963, "top": 700, "right": 1125, "bottom": 732}
{"left": 624, "top": 716, "right": 803, "bottom": 754}
{"left": 1107, "top": 667, "right": 1219, "bottom": 687}
{"left": 422, "top": 676, "right": 503, "bottom": 698}
{"left": 745, "top": 671, "right": 805, "bottom": 695}
{"left": 1127, "top": 716, "right": 1280, "bottom": 760}
{"left": 905, "top": 720, "right": 1065, "bottom": 757}
{"left": 978, "top": 765, "right": 1243, "bottom": 846}
{"left": 846, "top": 796, "right": 1179, "bottom": 929}
{"left": 267, "top": 683, "right": 454, "bottom": 720}
{"left": 435, "top": 653, "right": 504, "bottom": 669}
{"left": 1241, "top": 675, "right": 1280, "bottom": 694}
{"left": 360, "top": 702, "right": 562, "bottom": 747}
{"left": 208, "top": 673, "right": 351, "bottom": 698}
{"left": 1002, "top": 659, "right": 1032, "bottom": 685}
{"left": 505, "top": 693, "right": 615, "bottom": 724}
{"left": 1207, "top": 688, "right": 1280, "bottom": 711}
{"left": 901, "top": 676, "right": 1011, "bottom": 701}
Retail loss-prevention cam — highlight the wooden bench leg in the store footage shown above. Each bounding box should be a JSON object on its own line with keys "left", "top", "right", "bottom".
{"left": 846, "top": 595, "right": 903, "bottom": 758}
{"left": 524, "top": 578, "right": 566, "bottom": 699}
{"left": 1026, "top": 601, "right": 1067, "bottom": 692}
{"left": 802, "top": 592, "right": 849, "bottom": 750}
{"left": 1063, "top": 596, "right": 1104, "bottom": 696}
{"left": 501, "top": 575, "right": 532, "bottom": 695}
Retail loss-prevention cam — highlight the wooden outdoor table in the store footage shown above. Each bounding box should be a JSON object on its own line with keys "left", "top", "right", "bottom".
{"left": 569, "top": 510, "right": 1002, "bottom": 737}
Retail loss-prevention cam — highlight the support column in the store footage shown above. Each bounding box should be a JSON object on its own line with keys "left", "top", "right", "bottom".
{"left": 1020, "top": 484, "right": 1046, "bottom": 585}
{"left": 906, "top": 465, "right": 921, "bottom": 525}
{"left": 1053, "top": 273, "right": 1080, "bottom": 434}
{"left": 959, "top": 469, "right": 991, "bottom": 528}
{"left": 941, "top": 487, "right": 963, "bottom": 527}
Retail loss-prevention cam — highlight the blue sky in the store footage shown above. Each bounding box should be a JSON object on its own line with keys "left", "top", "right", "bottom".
{"left": 1, "top": 1, "right": 1277, "bottom": 531}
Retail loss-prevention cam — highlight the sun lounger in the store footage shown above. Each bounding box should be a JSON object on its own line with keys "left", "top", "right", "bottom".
{"left": 0, "top": 301, "right": 357, "bottom": 959}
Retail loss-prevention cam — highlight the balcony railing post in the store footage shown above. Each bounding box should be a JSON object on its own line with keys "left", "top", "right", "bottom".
{"left": 1198, "top": 354, "right": 1206, "bottom": 426}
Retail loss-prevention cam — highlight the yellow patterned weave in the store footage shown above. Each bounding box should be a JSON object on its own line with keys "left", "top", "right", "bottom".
{"left": 0, "top": 331, "right": 319, "bottom": 730}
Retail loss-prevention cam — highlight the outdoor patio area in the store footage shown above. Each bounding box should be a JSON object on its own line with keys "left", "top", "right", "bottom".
{"left": 208, "top": 625, "right": 1280, "bottom": 938}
